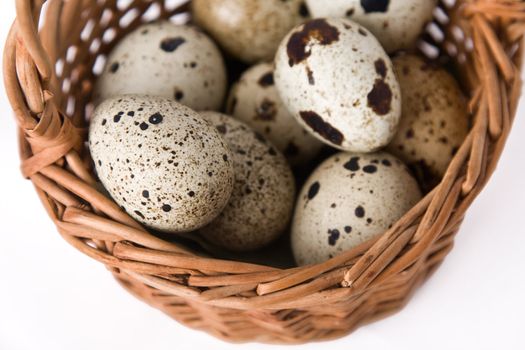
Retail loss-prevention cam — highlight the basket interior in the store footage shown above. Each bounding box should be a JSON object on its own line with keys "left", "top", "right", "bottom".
{"left": 18, "top": 0, "right": 523, "bottom": 274}
{"left": 33, "top": 0, "right": 485, "bottom": 268}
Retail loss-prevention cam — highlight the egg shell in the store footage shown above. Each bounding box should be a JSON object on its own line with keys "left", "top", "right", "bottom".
{"left": 94, "top": 21, "right": 227, "bottom": 111}
{"left": 305, "top": 0, "right": 437, "bottom": 53}
{"left": 227, "top": 63, "right": 324, "bottom": 166}
{"left": 89, "top": 95, "right": 235, "bottom": 233}
{"left": 387, "top": 54, "right": 469, "bottom": 188}
{"left": 191, "top": 0, "right": 309, "bottom": 63}
{"left": 292, "top": 151, "right": 422, "bottom": 265}
{"left": 274, "top": 18, "right": 401, "bottom": 152}
{"left": 199, "top": 112, "right": 296, "bottom": 252}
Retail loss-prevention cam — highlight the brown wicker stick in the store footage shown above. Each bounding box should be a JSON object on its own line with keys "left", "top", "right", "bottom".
{"left": 3, "top": 0, "right": 524, "bottom": 344}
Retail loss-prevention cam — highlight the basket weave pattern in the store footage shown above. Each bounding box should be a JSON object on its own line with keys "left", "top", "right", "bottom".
{"left": 3, "top": 0, "right": 524, "bottom": 343}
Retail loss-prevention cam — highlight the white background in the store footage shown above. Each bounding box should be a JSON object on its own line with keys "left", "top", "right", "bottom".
{"left": 1, "top": 2, "right": 524, "bottom": 350}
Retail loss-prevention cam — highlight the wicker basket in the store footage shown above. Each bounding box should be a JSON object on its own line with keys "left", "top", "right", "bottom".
{"left": 3, "top": 0, "right": 524, "bottom": 344}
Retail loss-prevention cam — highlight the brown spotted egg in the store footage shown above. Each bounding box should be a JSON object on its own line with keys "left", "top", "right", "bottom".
{"left": 305, "top": 0, "right": 437, "bottom": 53}
{"left": 198, "top": 112, "right": 296, "bottom": 252}
{"left": 227, "top": 63, "right": 324, "bottom": 166}
{"left": 89, "top": 95, "right": 235, "bottom": 233}
{"left": 274, "top": 18, "right": 401, "bottom": 153}
{"left": 387, "top": 54, "right": 469, "bottom": 190}
{"left": 191, "top": 0, "right": 309, "bottom": 63}
{"left": 94, "top": 21, "right": 227, "bottom": 111}
{"left": 291, "top": 151, "right": 421, "bottom": 265}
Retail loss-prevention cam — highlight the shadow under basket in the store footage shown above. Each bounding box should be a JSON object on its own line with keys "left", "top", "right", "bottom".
{"left": 3, "top": 0, "right": 524, "bottom": 344}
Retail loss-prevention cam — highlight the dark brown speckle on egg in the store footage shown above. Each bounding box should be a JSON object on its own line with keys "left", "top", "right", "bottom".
{"left": 299, "top": 2, "right": 309, "bottom": 17}
{"left": 328, "top": 229, "right": 340, "bottom": 246}
{"left": 149, "top": 113, "right": 163, "bottom": 125}
{"left": 307, "top": 181, "right": 320, "bottom": 200}
{"left": 361, "top": 0, "right": 390, "bottom": 13}
{"left": 367, "top": 79, "right": 393, "bottom": 115}
{"left": 174, "top": 89, "right": 184, "bottom": 101}
{"left": 363, "top": 165, "right": 377, "bottom": 174}
{"left": 255, "top": 99, "right": 277, "bottom": 121}
{"left": 306, "top": 66, "right": 315, "bottom": 85}
{"left": 374, "top": 58, "right": 387, "bottom": 78}
{"left": 355, "top": 205, "right": 365, "bottom": 218}
{"left": 344, "top": 157, "right": 360, "bottom": 171}
{"left": 160, "top": 37, "right": 186, "bottom": 52}
{"left": 109, "top": 62, "right": 119, "bottom": 73}
{"left": 216, "top": 124, "right": 227, "bottom": 134}
{"left": 287, "top": 19, "right": 340, "bottom": 67}
{"left": 258, "top": 72, "right": 274, "bottom": 87}
{"left": 300, "top": 111, "right": 344, "bottom": 145}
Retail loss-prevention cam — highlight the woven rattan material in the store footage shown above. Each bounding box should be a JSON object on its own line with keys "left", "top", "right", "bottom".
{"left": 3, "top": 0, "right": 524, "bottom": 344}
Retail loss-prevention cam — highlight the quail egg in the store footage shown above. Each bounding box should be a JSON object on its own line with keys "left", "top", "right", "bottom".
{"left": 387, "top": 54, "right": 469, "bottom": 189}
{"left": 89, "top": 95, "right": 235, "bottom": 233}
{"left": 94, "top": 21, "right": 227, "bottom": 111}
{"left": 199, "top": 111, "right": 296, "bottom": 252}
{"left": 292, "top": 151, "right": 421, "bottom": 265}
{"left": 305, "top": 0, "right": 437, "bottom": 53}
{"left": 192, "top": 0, "right": 309, "bottom": 63}
{"left": 274, "top": 18, "right": 401, "bottom": 152}
{"left": 227, "top": 63, "right": 324, "bottom": 166}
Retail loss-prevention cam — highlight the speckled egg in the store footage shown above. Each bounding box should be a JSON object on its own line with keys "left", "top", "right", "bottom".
{"left": 291, "top": 151, "right": 422, "bottom": 265}
{"left": 274, "top": 18, "right": 401, "bottom": 152}
{"left": 93, "top": 21, "right": 227, "bottom": 111}
{"left": 227, "top": 63, "right": 324, "bottom": 166}
{"left": 387, "top": 54, "right": 469, "bottom": 189}
{"left": 191, "top": 0, "right": 309, "bottom": 63}
{"left": 198, "top": 112, "right": 296, "bottom": 252}
{"left": 305, "top": 0, "right": 437, "bottom": 53}
{"left": 89, "top": 95, "right": 235, "bottom": 233}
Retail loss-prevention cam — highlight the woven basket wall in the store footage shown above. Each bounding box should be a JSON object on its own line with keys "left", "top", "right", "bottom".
{"left": 3, "top": 0, "right": 524, "bottom": 344}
